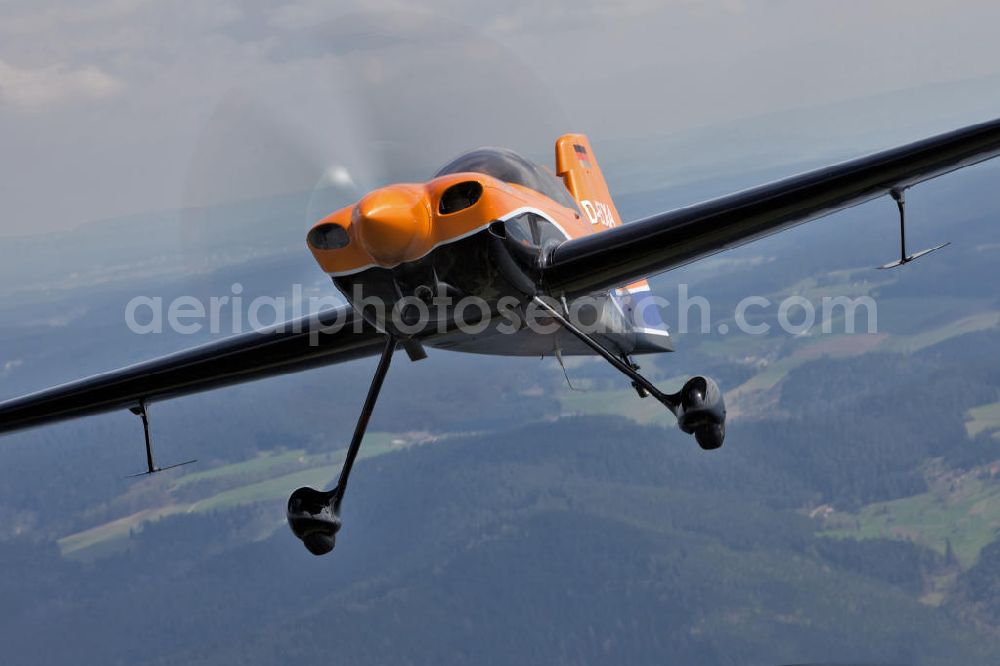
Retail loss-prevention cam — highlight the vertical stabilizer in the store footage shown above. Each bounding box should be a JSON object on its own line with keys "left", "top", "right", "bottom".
{"left": 555, "top": 134, "right": 670, "bottom": 351}
{"left": 555, "top": 134, "right": 623, "bottom": 231}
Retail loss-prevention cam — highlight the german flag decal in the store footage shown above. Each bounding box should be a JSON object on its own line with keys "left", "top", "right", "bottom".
{"left": 573, "top": 143, "right": 592, "bottom": 169}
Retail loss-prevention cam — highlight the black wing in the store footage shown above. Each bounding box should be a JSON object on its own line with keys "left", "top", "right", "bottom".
{"left": 4, "top": 119, "right": 999, "bottom": 436}
{"left": 0, "top": 306, "right": 383, "bottom": 435}
{"left": 541, "top": 118, "right": 1000, "bottom": 296}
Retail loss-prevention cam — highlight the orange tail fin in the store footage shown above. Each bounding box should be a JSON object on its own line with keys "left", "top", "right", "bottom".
{"left": 556, "top": 134, "right": 662, "bottom": 343}
{"left": 555, "top": 134, "right": 623, "bottom": 231}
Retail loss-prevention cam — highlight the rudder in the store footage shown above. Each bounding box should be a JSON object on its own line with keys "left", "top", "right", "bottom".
{"left": 555, "top": 134, "right": 623, "bottom": 231}
{"left": 555, "top": 134, "right": 671, "bottom": 352}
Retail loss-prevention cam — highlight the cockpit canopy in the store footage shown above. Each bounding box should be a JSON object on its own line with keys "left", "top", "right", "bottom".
{"left": 435, "top": 147, "right": 579, "bottom": 212}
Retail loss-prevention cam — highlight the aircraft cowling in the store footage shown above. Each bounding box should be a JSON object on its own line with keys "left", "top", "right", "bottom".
{"left": 675, "top": 376, "right": 726, "bottom": 450}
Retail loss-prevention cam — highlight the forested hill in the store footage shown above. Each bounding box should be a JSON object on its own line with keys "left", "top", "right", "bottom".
{"left": 2, "top": 411, "right": 999, "bottom": 665}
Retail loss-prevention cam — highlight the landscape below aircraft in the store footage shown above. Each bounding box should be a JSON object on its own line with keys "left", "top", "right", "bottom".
{"left": 2, "top": 121, "right": 1000, "bottom": 555}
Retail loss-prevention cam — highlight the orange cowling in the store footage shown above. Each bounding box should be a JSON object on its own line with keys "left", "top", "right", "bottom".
{"left": 353, "top": 184, "right": 432, "bottom": 267}
{"left": 307, "top": 169, "right": 593, "bottom": 277}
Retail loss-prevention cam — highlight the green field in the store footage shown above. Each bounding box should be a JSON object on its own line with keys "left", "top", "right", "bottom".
{"left": 719, "top": 307, "right": 998, "bottom": 412}
{"left": 965, "top": 400, "right": 1000, "bottom": 438}
{"left": 768, "top": 268, "right": 887, "bottom": 303}
{"left": 58, "top": 432, "right": 404, "bottom": 561}
{"left": 881, "top": 311, "right": 999, "bottom": 353}
{"left": 556, "top": 366, "right": 691, "bottom": 425}
{"left": 174, "top": 448, "right": 311, "bottom": 488}
{"left": 822, "top": 465, "right": 1000, "bottom": 570}
{"left": 558, "top": 387, "right": 666, "bottom": 425}
{"left": 58, "top": 504, "right": 193, "bottom": 559}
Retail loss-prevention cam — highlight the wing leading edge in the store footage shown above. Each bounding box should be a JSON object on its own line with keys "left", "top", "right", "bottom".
{"left": 541, "top": 118, "right": 1000, "bottom": 296}
{"left": 0, "top": 306, "right": 383, "bottom": 435}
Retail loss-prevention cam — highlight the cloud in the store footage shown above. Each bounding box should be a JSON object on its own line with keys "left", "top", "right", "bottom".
{"left": 0, "top": 59, "right": 123, "bottom": 110}
{"left": 1, "top": 0, "right": 1000, "bottom": 239}
{"left": 0, "top": 0, "right": 150, "bottom": 35}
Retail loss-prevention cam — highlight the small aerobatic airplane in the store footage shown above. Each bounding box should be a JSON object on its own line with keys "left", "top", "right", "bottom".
{"left": 2, "top": 120, "right": 1000, "bottom": 555}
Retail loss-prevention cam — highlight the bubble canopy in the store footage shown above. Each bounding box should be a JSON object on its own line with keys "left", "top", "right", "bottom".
{"left": 435, "top": 147, "right": 579, "bottom": 212}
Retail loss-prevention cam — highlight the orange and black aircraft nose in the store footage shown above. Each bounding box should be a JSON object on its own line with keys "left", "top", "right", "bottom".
{"left": 353, "top": 184, "right": 431, "bottom": 267}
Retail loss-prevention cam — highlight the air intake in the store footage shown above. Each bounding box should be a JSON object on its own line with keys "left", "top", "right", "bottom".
{"left": 308, "top": 223, "right": 350, "bottom": 250}
{"left": 439, "top": 181, "right": 483, "bottom": 214}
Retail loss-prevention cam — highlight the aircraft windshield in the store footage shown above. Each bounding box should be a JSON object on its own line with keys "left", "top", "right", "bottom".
{"left": 435, "top": 147, "right": 580, "bottom": 212}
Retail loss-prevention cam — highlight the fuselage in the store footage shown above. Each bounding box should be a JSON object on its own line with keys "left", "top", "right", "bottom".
{"left": 307, "top": 145, "right": 672, "bottom": 358}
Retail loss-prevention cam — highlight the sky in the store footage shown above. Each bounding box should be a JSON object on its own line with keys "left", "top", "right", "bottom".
{"left": 2, "top": 0, "right": 1000, "bottom": 237}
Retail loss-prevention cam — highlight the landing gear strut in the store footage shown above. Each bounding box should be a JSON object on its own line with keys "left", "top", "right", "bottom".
{"left": 532, "top": 296, "right": 726, "bottom": 450}
{"left": 287, "top": 335, "right": 397, "bottom": 555}
{"left": 534, "top": 297, "right": 682, "bottom": 414}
